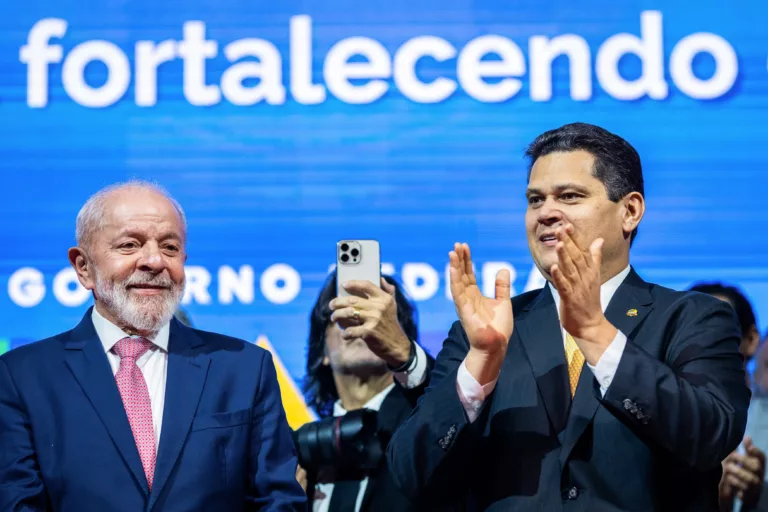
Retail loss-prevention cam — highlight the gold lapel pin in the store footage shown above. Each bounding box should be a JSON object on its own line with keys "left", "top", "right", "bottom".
{"left": 626, "top": 309, "right": 638, "bottom": 317}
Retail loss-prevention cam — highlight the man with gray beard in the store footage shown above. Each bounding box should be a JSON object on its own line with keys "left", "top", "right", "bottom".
{"left": 0, "top": 181, "right": 306, "bottom": 512}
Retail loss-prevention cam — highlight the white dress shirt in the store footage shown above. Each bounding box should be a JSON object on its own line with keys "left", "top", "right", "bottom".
{"left": 312, "top": 383, "right": 396, "bottom": 512}
{"left": 91, "top": 307, "right": 170, "bottom": 451}
{"left": 457, "top": 265, "right": 632, "bottom": 422}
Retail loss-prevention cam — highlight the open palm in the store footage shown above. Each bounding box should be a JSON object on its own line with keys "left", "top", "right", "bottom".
{"left": 449, "top": 243, "right": 513, "bottom": 353}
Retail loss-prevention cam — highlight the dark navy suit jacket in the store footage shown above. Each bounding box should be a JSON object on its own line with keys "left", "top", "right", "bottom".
{"left": 0, "top": 309, "right": 307, "bottom": 512}
{"left": 387, "top": 269, "right": 750, "bottom": 511}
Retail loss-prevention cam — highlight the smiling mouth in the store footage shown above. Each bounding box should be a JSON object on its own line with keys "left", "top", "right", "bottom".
{"left": 538, "top": 234, "right": 557, "bottom": 247}
{"left": 127, "top": 284, "right": 170, "bottom": 293}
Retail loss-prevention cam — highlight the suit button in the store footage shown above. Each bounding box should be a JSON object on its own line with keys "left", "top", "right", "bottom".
{"left": 623, "top": 399, "right": 633, "bottom": 410}
{"left": 567, "top": 487, "right": 579, "bottom": 500}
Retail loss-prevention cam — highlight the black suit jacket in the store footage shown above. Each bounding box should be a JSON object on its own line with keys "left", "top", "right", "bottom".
{"left": 308, "top": 354, "right": 435, "bottom": 512}
{"left": 387, "top": 269, "right": 750, "bottom": 511}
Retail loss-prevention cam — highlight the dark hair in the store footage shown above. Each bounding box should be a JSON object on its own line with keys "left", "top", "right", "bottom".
{"left": 302, "top": 271, "right": 419, "bottom": 417}
{"left": 689, "top": 282, "right": 757, "bottom": 338}
{"left": 525, "top": 122, "right": 645, "bottom": 243}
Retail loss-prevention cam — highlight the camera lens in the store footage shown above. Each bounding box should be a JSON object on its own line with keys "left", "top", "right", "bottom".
{"left": 341, "top": 243, "right": 349, "bottom": 251}
{"left": 292, "top": 409, "right": 382, "bottom": 471}
{"left": 341, "top": 254, "right": 349, "bottom": 262}
{"left": 351, "top": 248, "right": 359, "bottom": 257}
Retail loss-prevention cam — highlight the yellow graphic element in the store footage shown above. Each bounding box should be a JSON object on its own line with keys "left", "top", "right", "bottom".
{"left": 626, "top": 309, "right": 638, "bottom": 317}
{"left": 256, "top": 335, "right": 318, "bottom": 429}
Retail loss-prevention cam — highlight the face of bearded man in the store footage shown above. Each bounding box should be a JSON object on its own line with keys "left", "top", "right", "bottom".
{"left": 94, "top": 266, "right": 184, "bottom": 334}
{"left": 70, "top": 187, "right": 188, "bottom": 336}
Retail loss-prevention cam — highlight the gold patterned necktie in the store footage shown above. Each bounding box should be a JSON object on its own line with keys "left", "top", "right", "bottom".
{"left": 565, "top": 333, "right": 585, "bottom": 398}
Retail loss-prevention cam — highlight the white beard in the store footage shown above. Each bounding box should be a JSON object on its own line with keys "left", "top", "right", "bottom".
{"left": 94, "top": 267, "right": 184, "bottom": 335}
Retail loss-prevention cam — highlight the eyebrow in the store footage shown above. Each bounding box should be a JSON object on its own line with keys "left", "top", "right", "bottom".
{"left": 113, "top": 229, "right": 183, "bottom": 242}
{"left": 526, "top": 183, "right": 591, "bottom": 197}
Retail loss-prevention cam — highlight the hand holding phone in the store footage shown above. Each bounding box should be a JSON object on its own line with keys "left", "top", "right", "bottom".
{"left": 331, "top": 240, "right": 411, "bottom": 368}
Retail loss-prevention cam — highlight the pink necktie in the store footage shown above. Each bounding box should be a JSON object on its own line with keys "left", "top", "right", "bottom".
{"left": 113, "top": 337, "right": 156, "bottom": 490}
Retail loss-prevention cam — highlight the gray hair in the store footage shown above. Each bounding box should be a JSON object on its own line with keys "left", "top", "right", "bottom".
{"left": 75, "top": 180, "right": 187, "bottom": 249}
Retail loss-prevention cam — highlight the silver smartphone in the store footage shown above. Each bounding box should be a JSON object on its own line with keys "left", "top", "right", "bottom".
{"left": 336, "top": 240, "right": 381, "bottom": 297}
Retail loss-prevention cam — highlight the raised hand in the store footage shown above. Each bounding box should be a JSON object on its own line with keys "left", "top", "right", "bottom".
{"left": 550, "top": 224, "right": 617, "bottom": 365}
{"left": 449, "top": 243, "right": 512, "bottom": 384}
{"left": 329, "top": 278, "right": 412, "bottom": 368}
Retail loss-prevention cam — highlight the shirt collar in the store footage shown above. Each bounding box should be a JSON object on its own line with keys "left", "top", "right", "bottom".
{"left": 91, "top": 307, "right": 170, "bottom": 354}
{"left": 333, "top": 382, "right": 396, "bottom": 416}
{"left": 548, "top": 264, "right": 632, "bottom": 319}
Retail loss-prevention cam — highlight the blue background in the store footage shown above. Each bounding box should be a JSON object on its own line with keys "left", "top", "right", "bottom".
{"left": 1, "top": 0, "right": 766, "bottom": 381}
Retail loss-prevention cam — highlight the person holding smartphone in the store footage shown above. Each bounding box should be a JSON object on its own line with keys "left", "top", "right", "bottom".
{"left": 297, "top": 268, "right": 434, "bottom": 512}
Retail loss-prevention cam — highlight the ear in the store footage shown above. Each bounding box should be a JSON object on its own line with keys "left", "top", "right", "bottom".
{"left": 621, "top": 192, "right": 645, "bottom": 238}
{"left": 742, "top": 325, "right": 761, "bottom": 359}
{"left": 68, "top": 247, "right": 96, "bottom": 291}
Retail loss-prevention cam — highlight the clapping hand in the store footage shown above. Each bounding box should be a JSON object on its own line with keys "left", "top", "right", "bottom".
{"left": 550, "top": 224, "right": 617, "bottom": 364}
{"left": 449, "top": 243, "right": 512, "bottom": 384}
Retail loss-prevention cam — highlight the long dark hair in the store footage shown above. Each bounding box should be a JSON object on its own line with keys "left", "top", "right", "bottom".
{"left": 302, "top": 270, "right": 419, "bottom": 417}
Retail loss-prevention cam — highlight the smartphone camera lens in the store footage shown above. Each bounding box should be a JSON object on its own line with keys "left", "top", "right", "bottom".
{"left": 341, "top": 254, "right": 349, "bottom": 263}
{"left": 340, "top": 243, "right": 349, "bottom": 252}
{"left": 351, "top": 248, "right": 359, "bottom": 257}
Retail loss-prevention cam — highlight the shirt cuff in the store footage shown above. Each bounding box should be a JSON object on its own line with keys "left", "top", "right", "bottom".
{"left": 456, "top": 359, "right": 498, "bottom": 423}
{"left": 393, "top": 342, "right": 428, "bottom": 389}
{"left": 586, "top": 330, "right": 627, "bottom": 397}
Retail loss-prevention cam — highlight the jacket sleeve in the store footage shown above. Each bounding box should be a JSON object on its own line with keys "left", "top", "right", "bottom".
{"left": 0, "top": 358, "right": 47, "bottom": 511}
{"left": 386, "top": 321, "right": 491, "bottom": 501}
{"left": 599, "top": 295, "right": 750, "bottom": 470}
{"left": 246, "top": 352, "right": 308, "bottom": 511}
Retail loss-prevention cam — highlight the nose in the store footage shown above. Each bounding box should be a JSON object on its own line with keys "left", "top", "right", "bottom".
{"left": 136, "top": 242, "right": 166, "bottom": 273}
{"left": 537, "top": 197, "right": 564, "bottom": 227}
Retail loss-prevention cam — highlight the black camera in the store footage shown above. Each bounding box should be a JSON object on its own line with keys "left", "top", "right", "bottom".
{"left": 292, "top": 409, "right": 383, "bottom": 471}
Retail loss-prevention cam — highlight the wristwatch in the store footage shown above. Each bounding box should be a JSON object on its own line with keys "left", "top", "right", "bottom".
{"left": 387, "top": 338, "right": 417, "bottom": 373}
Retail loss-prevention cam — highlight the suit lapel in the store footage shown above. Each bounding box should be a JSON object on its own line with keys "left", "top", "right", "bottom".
{"left": 557, "top": 364, "right": 600, "bottom": 468}
{"left": 602, "top": 268, "right": 654, "bottom": 347}
{"left": 148, "top": 320, "right": 210, "bottom": 509}
{"left": 516, "top": 287, "right": 571, "bottom": 434}
{"left": 558, "top": 268, "right": 654, "bottom": 467}
{"left": 63, "top": 309, "right": 150, "bottom": 495}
